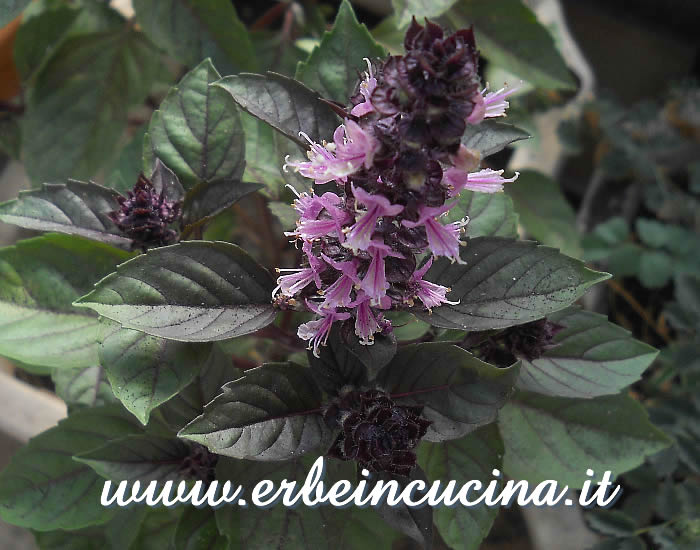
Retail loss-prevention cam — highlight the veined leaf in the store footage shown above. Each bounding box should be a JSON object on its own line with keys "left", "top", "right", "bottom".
{"left": 74, "top": 241, "right": 276, "bottom": 342}
{"left": 52, "top": 365, "right": 115, "bottom": 409}
{"left": 0, "top": 405, "right": 141, "bottom": 530}
{"left": 507, "top": 170, "right": 583, "bottom": 259}
{"left": 156, "top": 343, "right": 243, "bottom": 432}
{"left": 146, "top": 59, "right": 245, "bottom": 191}
{"left": 517, "top": 307, "right": 659, "bottom": 398}
{"left": 461, "top": 120, "right": 530, "bottom": 159}
{"left": 182, "top": 179, "right": 262, "bottom": 228}
{"left": 22, "top": 25, "right": 160, "bottom": 183}
{"left": 12, "top": 0, "right": 79, "bottom": 82}
{"left": 179, "top": 363, "right": 329, "bottom": 460}
{"left": 213, "top": 72, "right": 340, "bottom": 148}
{"left": 0, "top": 234, "right": 131, "bottom": 369}
{"left": 444, "top": 189, "right": 519, "bottom": 238}
{"left": 376, "top": 343, "right": 519, "bottom": 441}
{"left": 240, "top": 112, "right": 286, "bottom": 196}
{"left": 133, "top": 0, "right": 256, "bottom": 73}
{"left": 296, "top": 0, "right": 385, "bottom": 103}
{"left": 499, "top": 392, "right": 672, "bottom": 488}
{"left": 418, "top": 424, "right": 503, "bottom": 550}
{"left": 416, "top": 237, "right": 610, "bottom": 331}
{"left": 0, "top": 180, "right": 130, "bottom": 248}
{"left": 444, "top": 0, "right": 575, "bottom": 90}
{"left": 99, "top": 319, "right": 212, "bottom": 424}
{"left": 76, "top": 435, "right": 191, "bottom": 483}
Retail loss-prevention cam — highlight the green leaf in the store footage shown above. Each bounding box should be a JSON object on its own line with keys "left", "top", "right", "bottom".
{"left": 215, "top": 458, "right": 338, "bottom": 549}
{"left": 240, "top": 112, "right": 286, "bottom": 195}
{"left": 182, "top": 179, "right": 262, "bottom": 228}
{"left": 74, "top": 241, "right": 276, "bottom": 342}
{"left": 52, "top": 365, "right": 116, "bottom": 409}
{"left": 174, "top": 507, "right": 228, "bottom": 550}
{"left": 374, "top": 468, "right": 433, "bottom": 548}
{"left": 460, "top": 120, "right": 530, "bottom": 159}
{"left": 309, "top": 324, "right": 396, "bottom": 393}
{"left": 268, "top": 200, "right": 297, "bottom": 230}
{"left": 99, "top": 319, "right": 212, "bottom": 424}
{"left": 415, "top": 237, "right": 610, "bottom": 331}
{"left": 11, "top": 0, "right": 120, "bottom": 83}
{"left": 444, "top": 189, "right": 519, "bottom": 238}
{"left": 156, "top": 343, "right": 243, "bottom": 432}
{"left": 76, "top": 435, "right": 191, "bottom": 482}
{"left": 591, "top": 217, "right": 630, "bottom": 246}
{"left": 444, "top": 0, "right": 575, "bottom": 90}
{"left": 0, "top": 405, "right": 141, "bottom": 530}
{"left": 132, "top": 0, "right": 256, "bottom": 73}
{"left": 0, "top": 0, "right": 29, "bottom": 27}
{"left": 0, "top": 180, "right": 131, "bottom": 249}
{"left": 146, "top": 59, "right": 245, "bottom": 191}
{"left": 296, "top": 0, "right": 385, "bottom": 103}
{"left": 22, "top": 25, "right": 160, "bottom": 184}
{"left": 104, "top": 508, "right": 149, "bottom": 550}
{"left": 384, "top": 311, "right": 431, "bottom": 341}
{"left": 105, "top": 125, "right": 148, "bottom": 192}
{"left": 517, "top": 307, "right": 659, "bottom": 398}
{"left": 213, "top": 72, "right": 340, "bottom": 148}
{"left": 12, "top": 0, "right": 78, "bottom": 82}
{"left": 506, "top": 170, "right": 582, "bottom": 258}
{"left": 131, "top": 508, "right": 182, "bottom": 550}
{"left": 639, "top": 250, "right": 673, "bottom": 288}
{"left": 636, "top": 218, "right": 671, "bottom": 249}
{"left": 180, "top": 362, "right": 329, "bottom": 460}
{"left": 377, "top": 343, "right": 519, "bottom": 441}
{"left": 418, "top": 424, "right": 503, "bottom": 550}
{"left": 392, "top": 0, "right": 460, "bottom": 29}
{"left": 0, "top": 234, "right": 131, "bottom": 369}
{"left": 499, "top": 392, "right": 672, "bottom": 488}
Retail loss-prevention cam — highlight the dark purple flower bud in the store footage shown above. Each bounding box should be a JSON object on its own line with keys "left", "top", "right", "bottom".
{"left": 108, "top": 174, "right": 182, "bottom": 250}
{"left": 324, "top": 389, "right": 431, "bottom": 476}
{"left": 478, "top": 318, "right": 565, "bottom": 363}
{"left": 179, "top": 443, "right": 218, "bottom": 483}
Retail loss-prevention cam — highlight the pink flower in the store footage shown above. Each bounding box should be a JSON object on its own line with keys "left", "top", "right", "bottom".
{"left": 351, "top": 292, "right": 385, "bottom": 345}
{"left": 344, "top": 185, "right": 404, "bottom": 251}
{"left": 285, "top": 191, "right": 352, "bottom": 242}
{"left": 409, "top": 258, "right": 459, "bottom": 310}
{"left": 350, "top": 59, "right": 378, "bottom": 117}
{"left": 318, "top": 255, "right": 361, "bottom": 310}
{"left": 443, "top": 167, "right": 519, "bottom": 196}
{"left": 359, "top": 240, "right": 403, "bottom": 304}
{"left": 284, "top": 121, "right": 378, "bottom": 185}
{"left": 467, "top": 82, "right": 522, "bottom": 125}
{"left": 273, "top": 241, "right": 324, "bottom": 298}
{"left": 402, "top": 203, "right": 468, "bottom": 262}
{"left": 297, "top": 301, "right": 351, "bottom": 357}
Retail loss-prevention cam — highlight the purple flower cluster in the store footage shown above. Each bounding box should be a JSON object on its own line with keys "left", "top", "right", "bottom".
{"left": 109, "top": 174, "right": 181, "bottom": 250}
{"left": 275, "top": 19, "right": 520, "bottom": 356}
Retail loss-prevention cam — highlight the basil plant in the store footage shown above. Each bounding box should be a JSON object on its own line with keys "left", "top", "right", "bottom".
{"left": 0, "top": 1, "right": 669, "bottom": 549}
